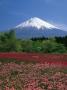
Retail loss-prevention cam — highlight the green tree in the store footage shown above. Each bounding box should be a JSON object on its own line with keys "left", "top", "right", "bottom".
{"left": 0, "top": 30, "right": 22, "bottom": 52}
{"left": 41, "top": 40, "right": 67, "bottom": 53}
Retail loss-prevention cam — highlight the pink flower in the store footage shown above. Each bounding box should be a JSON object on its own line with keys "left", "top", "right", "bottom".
{"left": 5, "top": 86, "right": 10, "bottom": 90}
{"left": 10, "top": 87, "right": 15, "bottom": 90}
{"left": 48, "top": 85, "right": 53, "bottom": 90}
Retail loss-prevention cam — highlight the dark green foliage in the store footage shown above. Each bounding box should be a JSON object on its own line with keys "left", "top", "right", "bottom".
{"left": 0, "top": 30, "right": 22, "bottom": 52}
{"left": 55, "top": 36, "right": 67, "bottom": 47}
{"left": 40, "top": 40, "right": 66, "bottom": 53}
{"left": 31, "top": 37, "right": 48, "bottom": 41}
{"left": 0, "top": 30, "right": 67, "bottom": 53}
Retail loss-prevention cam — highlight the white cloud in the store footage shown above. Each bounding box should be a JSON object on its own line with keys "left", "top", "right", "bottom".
{"left": 51, "top": 22, "right": 67, "bottom": 31}
{"left": 56, "top": 24, "right": 67, "bottom": 31}
{"left": 47, "top": 20, "right": 67, "bottom": 31}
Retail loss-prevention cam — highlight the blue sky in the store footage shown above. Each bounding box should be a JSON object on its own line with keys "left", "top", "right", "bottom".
{"left": 0, "top": 0, "right": 67, "bottom": 31}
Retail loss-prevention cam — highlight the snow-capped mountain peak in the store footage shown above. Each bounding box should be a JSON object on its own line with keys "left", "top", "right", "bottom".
{"left": 16, "top": 17, "right": 57, "bottom": 29}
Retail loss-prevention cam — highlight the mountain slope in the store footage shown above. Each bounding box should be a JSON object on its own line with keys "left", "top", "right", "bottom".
{"left": 16, "top": 17, "right": 56, "bottom": 29}
{"left": 14, "top": 17, "right": 67, "bottom": 39}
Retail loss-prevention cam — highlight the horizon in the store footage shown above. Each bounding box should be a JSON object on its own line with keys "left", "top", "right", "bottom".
{"left": 0, "top": 0, "right": 67, "bottom": 31}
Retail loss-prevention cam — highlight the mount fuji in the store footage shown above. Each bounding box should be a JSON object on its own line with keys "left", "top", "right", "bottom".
{"left": 14, "top": 17, "right": 67, "bottom": 39}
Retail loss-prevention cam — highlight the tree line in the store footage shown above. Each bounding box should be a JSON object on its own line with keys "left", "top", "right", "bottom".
{"left": 0, "top": 30, "right": 67, "bottom": 53}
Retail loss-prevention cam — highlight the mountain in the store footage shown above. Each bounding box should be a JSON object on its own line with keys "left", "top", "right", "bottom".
{"left": 16, "top": 17, "right": 56, "bottom": 29}
{"left": 14, "top": 17, "right": 67, "bottom": 39}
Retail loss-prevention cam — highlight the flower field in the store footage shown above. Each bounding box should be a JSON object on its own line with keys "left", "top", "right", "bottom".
{"left": 0, "top": 52, "right": 67, "bottom": 66}
{"left": 0, "top": 53, "right": 67, "bottom": 90}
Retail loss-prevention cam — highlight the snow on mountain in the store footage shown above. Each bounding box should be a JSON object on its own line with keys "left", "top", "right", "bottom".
{"left": 16, "top": 17, "right": 57, "bottom": 29}
{"left": 14, "top": 17, "right": 67, "bottom": 39}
